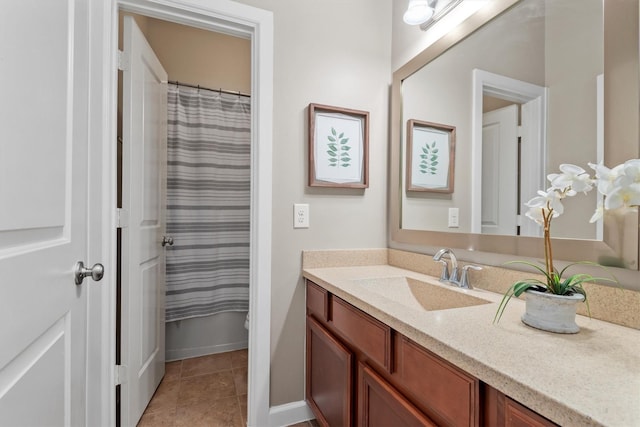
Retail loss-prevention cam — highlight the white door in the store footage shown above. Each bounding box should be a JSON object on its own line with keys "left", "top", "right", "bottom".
{"left": 0, "top": 1, "right": 93, "bottom": 425}
{"left": 519, "top": 97, "right": 545, "bottom": 237}
{"left": 481, "top": 104, "right": 519, "bottom": 235}
{"left": 120, "top": 16, "right": 168, "bottom": 427}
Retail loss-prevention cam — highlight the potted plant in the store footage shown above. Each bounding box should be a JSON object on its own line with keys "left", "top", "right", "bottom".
{"left": 494, "top": 160, "right": 640, "bottom": 333}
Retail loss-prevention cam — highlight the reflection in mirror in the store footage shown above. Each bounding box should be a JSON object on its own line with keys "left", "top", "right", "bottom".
{"left": 401, "top": 0, "right": 603, "bottom": 240}
{"left": 390, "top": 0, "right": 639, "bottom": 282}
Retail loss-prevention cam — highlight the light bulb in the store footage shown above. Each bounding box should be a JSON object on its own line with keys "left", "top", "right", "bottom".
{"left": 403, "top": 0, "right": 434, "bottom": 25}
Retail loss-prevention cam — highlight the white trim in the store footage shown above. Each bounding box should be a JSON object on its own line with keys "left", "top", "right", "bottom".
{"left": 90, "top": 1, "right": 274, "bottom": 426}
{"left": 519, "top": 97, "right": 545, "bottom": 237}
{"left": 268, "top": 400, "right": 315, "bottom": 427}
{"left": 86, "top": 0, "right": 120, "bottom": 425}
{"left": 596, "top": 73, "right": 604, "bottom": 241}
{"left": 166, "top": 341, "right": 248, "bottom": 362}
{"left": 471, "top": 69, "right": 547, "bottom": 235}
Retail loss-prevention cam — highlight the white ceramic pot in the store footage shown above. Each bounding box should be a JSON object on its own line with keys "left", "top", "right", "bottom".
{"left": 521, "top": 289, "right": 585, "bottom": 334}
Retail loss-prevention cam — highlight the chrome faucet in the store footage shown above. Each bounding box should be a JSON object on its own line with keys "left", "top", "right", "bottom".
{"left": 459, "top": 264, "right": 482, "bottom": 289}
{"left": 433, "top": 248, "right": 458, "bottom": 283}
{"left": 433, "top": 248, "right": 482, "bottom": 289}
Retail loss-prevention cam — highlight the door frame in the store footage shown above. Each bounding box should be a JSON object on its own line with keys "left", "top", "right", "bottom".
{"left": 471, "top": 69, "right": 547, "bottom": 235}
{"left": 86, "top": 1, "right": 274, "bottom": 425}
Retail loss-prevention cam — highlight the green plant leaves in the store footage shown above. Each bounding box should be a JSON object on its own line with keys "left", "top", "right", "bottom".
{"left": 493, "top": 281, "right": 537, "bottom": 324}
{"left": 494, "top": 260, "right": 620, "bottom": 323}
{"left": 419, "top": 140, "right": 440, "bottom": 175}
{"left": 327, "top": 127, "right": 351, "bottom": 167}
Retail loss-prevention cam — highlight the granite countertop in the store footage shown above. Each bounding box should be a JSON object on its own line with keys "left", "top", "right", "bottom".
{"left": 303, "top": 264, "right": 640, "bottom": 427}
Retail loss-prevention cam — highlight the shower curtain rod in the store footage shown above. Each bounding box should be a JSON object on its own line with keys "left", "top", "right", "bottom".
{"left": 167, "top": 80, "right": 250, "bottom": 98}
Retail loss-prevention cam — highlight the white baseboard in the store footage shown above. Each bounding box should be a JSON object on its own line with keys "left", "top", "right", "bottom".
{"left": 166, "top": 340, "right": 248, "bottom": 362}
{"left": 268, "top": 400, "right": 314, "bottom": 427}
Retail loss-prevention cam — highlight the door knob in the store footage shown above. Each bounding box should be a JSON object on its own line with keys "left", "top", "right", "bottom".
{"left": 162, "top": 236, "right": 174, "bottom": 247}
{"left": 74, "top": 261, "right": 104, "bottom": 285}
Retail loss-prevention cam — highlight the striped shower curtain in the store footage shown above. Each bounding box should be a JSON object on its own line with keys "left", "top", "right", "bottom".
{"left": 165, "top": 84, "right": 251, "bottom": 322}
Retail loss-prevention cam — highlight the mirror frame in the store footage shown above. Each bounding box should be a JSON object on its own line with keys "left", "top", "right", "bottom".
{"left": 389, "top": 0, "right": 640, "bottom": 288}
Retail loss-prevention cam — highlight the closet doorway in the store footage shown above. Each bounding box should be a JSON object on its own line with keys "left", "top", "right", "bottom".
{"left": 117, "top": 12, "right": 252, "bottom": 427}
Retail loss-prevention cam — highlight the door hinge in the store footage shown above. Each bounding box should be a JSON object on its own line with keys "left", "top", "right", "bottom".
{"left": 517, "top": 125, "right": 523, "bottom": 138}
{"left": 117, "top": 208, "right": 129, "bottom": 228}
{"left": 114, "top": 364, "right": 128, "bottom": 386}
{"left": 117, "top": 50, "right": 129, "bottom": 71}
{"left": 516, "top": 214, "right": 524, "bottom": 226}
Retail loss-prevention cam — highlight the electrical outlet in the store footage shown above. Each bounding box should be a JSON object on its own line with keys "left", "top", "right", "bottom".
{"left": 448, "top": 207, "right": 459, "bottom": 228}
{"left": 293, "top": 203, "right": 309, "bottom": 228}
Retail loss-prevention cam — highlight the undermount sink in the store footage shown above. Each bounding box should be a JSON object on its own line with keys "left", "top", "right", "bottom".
{"left": 352, "top": 276, "right": 491, "bottom": 311}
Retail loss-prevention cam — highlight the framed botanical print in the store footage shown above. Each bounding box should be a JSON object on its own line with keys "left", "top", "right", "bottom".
{"left": 406, "top": 119, "right": 456, "bottom": 193}
{"left": 308, "top": 103, "right": 369, "bottom": 188}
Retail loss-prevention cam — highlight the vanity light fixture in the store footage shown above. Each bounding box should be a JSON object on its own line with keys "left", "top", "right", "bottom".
{"left": 403, "top": 0, "right": 435, "bottom": 25}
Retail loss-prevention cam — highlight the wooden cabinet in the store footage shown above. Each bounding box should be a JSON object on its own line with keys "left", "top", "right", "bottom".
{"left": 481, "top": 382, "right": 558, "bottom": 427}
{"left": 330, "top": 295, "right": 392, "bottom": 372}
{"left": 504, "top": 398, "right": 557, "bottom": 427}
{"left": 393, "top": 335, "right": 479, "bottom": 426}
{"left": 358, "top": 362, "right": 436, "bottom": 427}
{"left": 305, "top": 280, "right": 557, "bottom": 427}
{"left": 306, "top": 315, "right": 353, "bottom": 427}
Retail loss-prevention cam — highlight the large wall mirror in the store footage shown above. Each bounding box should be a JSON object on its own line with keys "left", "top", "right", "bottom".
{"left": 390, "top": 0, "right": 640, "bottom": 289}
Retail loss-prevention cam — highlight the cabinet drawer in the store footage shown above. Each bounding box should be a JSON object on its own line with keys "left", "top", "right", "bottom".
{"left": 331, "top": 296, "right": 392, "bottom": 372}
{"left": 395, "top": 335, "right": 479, "bottom": 427}
{"left": 504, "top": 397, "right": 557, "bottom": 427}
{"left": 306, "top": 280, "right": 329, "bottom": 322}
{"left": 359, "top": 362, "right": 436, "bottom": 427}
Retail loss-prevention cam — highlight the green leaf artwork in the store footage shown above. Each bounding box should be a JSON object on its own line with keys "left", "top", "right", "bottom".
{"left": 419, "top": 141, "right": 439, "bottom": 175}
{"left": 327, "top": 127, "right": 351, "bottom": 167}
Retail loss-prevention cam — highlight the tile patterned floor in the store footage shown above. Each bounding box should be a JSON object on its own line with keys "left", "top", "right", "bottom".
{"left": 137, "top": 350, "right": 248, "bottom": 427}
{"left": 137, "top": 349, "right": 319, "bottom": 427}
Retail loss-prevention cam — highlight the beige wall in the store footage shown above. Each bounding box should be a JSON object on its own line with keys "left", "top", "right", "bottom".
{"left": 230, "top": 0, "right": 392, "bottom": 406}
{"left": 143, "top": 19, "right": 251, "bottom": 93}
{"left": 543, "top": 0, "right": 602, "bottom": 238}
{"left": 121, "top": 13, "right": 251, "bottom": 93}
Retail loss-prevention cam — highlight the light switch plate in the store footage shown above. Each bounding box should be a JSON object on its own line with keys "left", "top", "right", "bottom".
{"left": 294, "top": 203, "right": 309, "bottom": 228}
{"left": 448, "top": 207, "right": 459, "bottom": 228}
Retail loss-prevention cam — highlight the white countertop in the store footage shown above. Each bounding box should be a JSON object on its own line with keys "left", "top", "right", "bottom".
{"left": 303, "top": 264, "right": 640, "bottom": 427}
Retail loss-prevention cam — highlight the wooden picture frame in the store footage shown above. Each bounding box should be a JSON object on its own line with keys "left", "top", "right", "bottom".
{"left": 309, "top": 103, "right": 369, "bottom": 188}
{"left": 406, "top": 119, "right": 455, "bottom": 193}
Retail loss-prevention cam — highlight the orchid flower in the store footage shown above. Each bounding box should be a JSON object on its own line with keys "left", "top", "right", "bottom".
{"left": 524, "top": 189, "right": 564, "bottom": 221}
{"left": 526, "top": 159, "right": 640, "bottom": 233}
{"left": 548, "top": 163, "right": 594, "bottom": 194}
{"left": 603, "top": 183, "right": 640, "bottom": 211}
{"left": 499, "top": 160, "right": 636, "bottom": 309}
{"left": 589, "top": 162, "right": 624, "bottom": 196}
{"left": 589, "top": 202, "right": 604, "bottom": 223}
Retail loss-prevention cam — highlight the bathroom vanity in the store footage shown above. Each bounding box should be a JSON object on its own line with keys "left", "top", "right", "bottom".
{"left": 303, "top": 256, "right": 640, "bottom": 427}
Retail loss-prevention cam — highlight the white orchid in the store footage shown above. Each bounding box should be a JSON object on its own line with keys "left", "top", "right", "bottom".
{"left": 548, "top": 163, "right": 593, "bottom": 194}
{"left": 621, "top": 158, "right": 640, "bottom": 182}
{"left": 603, "top": 183, "right": 640, "bottom": 211}
{"left": 589, "top": 162, "right": 624, "bottom": 196}
{"left": 523, "top": 159, "right": 640, "bottom": 280}
{"left": 589, "top": 202, "right": 604, "bottom": 223}
{"left": 527, "top": 160, "right": 640, "bottom": 226}
{"left": 587, "top": 159, "right": 640, "bottom": 219}
{"left": 524, "top": 188, "right": 564, "bottom": 225}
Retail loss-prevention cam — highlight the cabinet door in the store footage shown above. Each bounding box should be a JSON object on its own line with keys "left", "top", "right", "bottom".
{"left": 504, "top": 397, "right": 557, "bottom": 427}
{"left": 358, "top": 362, "right": 436, "bottom": 427}
{"left": 307, "top": 316, "right": 354, "bottom": 427}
